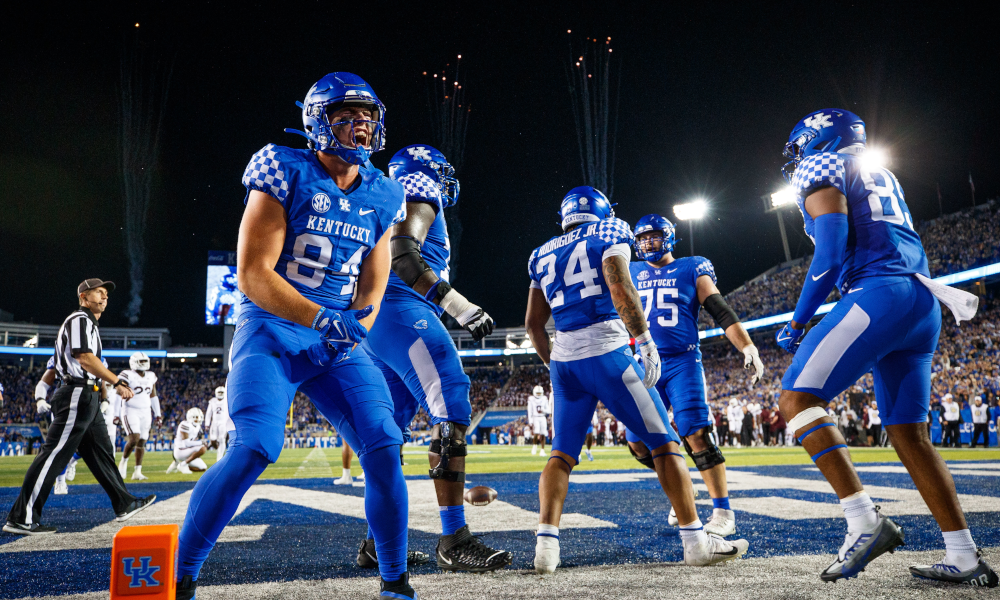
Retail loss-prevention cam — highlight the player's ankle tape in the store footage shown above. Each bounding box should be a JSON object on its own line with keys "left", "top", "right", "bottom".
{"left": 797, "top": 422, "right": 835, "bottom": 443}
{"left": 651, "top": 451, "right": 684, "bottom": 460}
{"left": 810, "top": 444, "right": 847, "bottom": 462}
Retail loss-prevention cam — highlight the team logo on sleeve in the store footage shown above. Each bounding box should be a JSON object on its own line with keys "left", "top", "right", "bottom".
{"left": 311, "top": 193, "right": 331, "bottom": 213}
{"left": 339, "top": 198, "right": 351, "bottom": 212}
{"left": 637, "top": 270, "right": 650, "bottom": 281}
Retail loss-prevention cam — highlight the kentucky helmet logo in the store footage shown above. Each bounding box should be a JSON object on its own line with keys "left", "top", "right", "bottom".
{"left": 407, "top": 146, "right": 432, "bottom": 161}
{"left": 311, "top": 193, "right": 331, "bottom": 213}
{"left": 122, "top": 556, "right": 160, "bottom": 588}
{"left": 803, "top": 113, "right": 833, "bottom": 129}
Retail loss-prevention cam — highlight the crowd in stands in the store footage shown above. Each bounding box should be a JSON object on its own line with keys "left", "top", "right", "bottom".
{"left": 494, "top": 365, "right": 549, "bottom": 407}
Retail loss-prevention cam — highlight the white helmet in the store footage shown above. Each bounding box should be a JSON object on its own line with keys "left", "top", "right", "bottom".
{"left": 129, "top": 352, "right": 150, "bottom": 372}
{"left": 215, "top": 386, "right": 226, "bottom": 400}
{"left": 187, "top": 407, "right": 204, "bottom": 427}
{"left": 533, "top": 385, "right": 545, "bottom": 397}
{"left": 729, "top": 398, "right": 738, "bottom": 406}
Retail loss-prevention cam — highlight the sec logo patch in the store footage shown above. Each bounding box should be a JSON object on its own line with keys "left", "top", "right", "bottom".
{"left": 637, "top": 271, "right": 650, "bottom": 281}
{"left": 311, "top": 193, "right": 332, "bottom": 213}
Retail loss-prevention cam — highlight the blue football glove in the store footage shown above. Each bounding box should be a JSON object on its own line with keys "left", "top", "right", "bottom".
{"left": 775, "top": 323, "right": 805, "bottom": 354}
{"left": 312, "top": 305, "right": 374, "bottom": 344}
{"left": 307, "top": 340, "right": 354, "bottom": 366}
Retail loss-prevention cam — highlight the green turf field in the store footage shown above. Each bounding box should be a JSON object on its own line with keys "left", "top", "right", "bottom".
{"left": 2, "top": 444, "right": 998, "bottom": 487}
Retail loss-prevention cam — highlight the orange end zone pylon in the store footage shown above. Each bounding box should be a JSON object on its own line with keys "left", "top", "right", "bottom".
{"left": 110, "top": 524, "right": 178, "bottom": 598}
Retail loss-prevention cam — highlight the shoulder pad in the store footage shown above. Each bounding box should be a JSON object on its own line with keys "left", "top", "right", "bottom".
{"left": 243, "top": 144, "right": 294, "bottom": 204}
{"left": 693, "top": 257, "right": 717, "bottom": 284}
{"left": 594, "top": 217, "right": 635, "bottom": 246}
{"left": 792, "top": 152, "right": 847, "bottom": 198}
{"left": 119, "top": 371, "right": 130, "bottom": 381}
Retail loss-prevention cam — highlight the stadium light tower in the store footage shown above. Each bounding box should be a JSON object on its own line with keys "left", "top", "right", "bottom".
{"left": 673, "top": 199, "right": 707, "bottom": 256}
{"left": 764, "top": 187, "right": 798, "bottom": 263}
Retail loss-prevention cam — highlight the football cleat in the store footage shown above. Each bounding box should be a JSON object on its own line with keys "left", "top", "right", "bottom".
{"left": 909, "top": 555, "right": 998, "bottom": 588}
{"left": 585, "top": 449, "right": 593, "bottom": 461}
{"left": 667, "top": 506, "right": 679, "bottom": 527}
{"left": 820, "top": 509, "right": 904, "bottom": 582}
{"left": 66, "top": 458, "right": 77, "bottom": 481}
{"left": 436, "top": 525, "right": 512, "bottom": 573}
{"left": 116, "top": 495, "right": 156, "bottom": 522}
{"left": 53, "top": 477, "right": 69, "bottom": 495}
{"left": 131, "top": 471, "right": 149, "bottom": 481}
{"left": 175, "top": 574, "right": 197, "bottom": 600}
{"left": 534, "top": 535, "right": 560, "bottom": 574}
{"left": 379, "top": 572, "right": 417, "bottom": 600}
{"left": 684, "top": 533, "right": 749, "bottom": 566}
{"left": 705, "top": 509, "right": 736, "bottom": 537}
{"left": 177, "top": 462, "right": 192, "bottom": 475}
{"left": 3, "top": 521, "right": 57, "bottom": 535}
{"left": 356, "top": 538, "right": 431, "bottom": 569}
{"left": 334, "top": 475, "right": 353, "bottom": 485}
{"left": 118, "top": 457, "right": 129, "bottom": 479}
{"left": 165, "top": 460, "right": 178, "bottom": 474}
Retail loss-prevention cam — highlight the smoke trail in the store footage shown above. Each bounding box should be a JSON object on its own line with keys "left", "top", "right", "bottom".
{"left": 119, "top": 27, "right": 174, "bottom": 325}
{"left": 564, "top": 33, "right": 620, "bottom": 198}
{"left": 425, "top": 57, "right": 470, "bottom": 283}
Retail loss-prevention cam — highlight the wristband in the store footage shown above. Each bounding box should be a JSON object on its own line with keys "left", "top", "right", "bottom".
{"left": 311, "top": 306, "right": 327, "bottom": 330}
{"left": 114, "top": 380, "right": 130, "bottom": 389}
{"left": 634, "top": 331, "right": 653, "bottom": 346}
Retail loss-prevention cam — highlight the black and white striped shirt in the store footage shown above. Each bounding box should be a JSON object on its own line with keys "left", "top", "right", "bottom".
{"left": 54, "top": 307, "right": 103, "bottom": 381}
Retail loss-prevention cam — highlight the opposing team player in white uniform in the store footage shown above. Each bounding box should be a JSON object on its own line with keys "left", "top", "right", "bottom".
{"left": 527, "top": 386, "right": 549, "bottom": 456}
{"left": 114, "top": 352, "right": 161, "bottom": 481}
{"left": 204, "top": 386, "right": 230, "bottom": 462}
{"left": 167, "top": 408, "right": 208, "bottom": 475}
{"left": 776, "top": 108, "right": 996, "bottom": 586}
{"left": 525, "top": 186, "right": 748, "bottom": 573}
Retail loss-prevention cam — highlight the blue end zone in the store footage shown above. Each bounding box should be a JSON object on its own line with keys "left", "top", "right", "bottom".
{"left": 2, "top": 462, "right": 999, "bottom": 598}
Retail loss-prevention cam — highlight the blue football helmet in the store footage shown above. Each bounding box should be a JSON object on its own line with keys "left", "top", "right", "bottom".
{"left": 633, "top": 214, "right": 676, "bottom": 262}
{"left": 285, "top": 72, "right": 387, "bottom": 165}
{"left": 782, "top": 108, "right": 866, "bottom": 182}
{"left": 388, "top": 144, "right": 459, "bottom": 207}
{"left": 559, "top": 186, "right": 614, "bottom": 231}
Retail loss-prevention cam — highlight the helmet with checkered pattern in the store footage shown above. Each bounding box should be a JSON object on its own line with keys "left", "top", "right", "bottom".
{"left": 559, "top": 186, "right": 614, "bottom": 232}
{"left": 388, "top": 144, "right": 459, "bottom": 207}
{"left": 284, "top": 72, "right": 386, "bottom": 165}
{"left": 633, "top": 214, "right": 676, "bottom": 262}
{"left": 782, "top": 109, "right": 866, "bottom": 183}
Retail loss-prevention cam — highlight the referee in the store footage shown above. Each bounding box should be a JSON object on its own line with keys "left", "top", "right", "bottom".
{"left": 4, "top": 279, "right": 155, "bottom": 535}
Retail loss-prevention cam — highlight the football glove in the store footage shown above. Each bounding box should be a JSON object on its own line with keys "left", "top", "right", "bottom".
{"left": 36, "top": 399, "right": 51, "bottom": 414}
{"left": 307, "top": 340, "right": 354, "bottom": 367}
{"left": 742, "top": 344, "right": 764, "bottom": 387}
{"left": 634, "top": 331, "right": 660, "bottom": 389}
{"left": 776, "top": 323, "right": 805, "bottom": 354}
{"left": 456, "top": 306, "right": 494, "bottom": 342}
{"left": 312, "top": 305, "right": 374, "bottom": 345}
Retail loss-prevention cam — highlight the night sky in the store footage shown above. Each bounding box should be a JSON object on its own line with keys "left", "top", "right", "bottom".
{"left": 2, "top": 2, "right": 998, "bottom": 345}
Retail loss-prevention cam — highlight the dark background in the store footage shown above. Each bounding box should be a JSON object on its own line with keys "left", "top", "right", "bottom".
{"left": 2, "top": 2, "right": 997, "bottom": 345}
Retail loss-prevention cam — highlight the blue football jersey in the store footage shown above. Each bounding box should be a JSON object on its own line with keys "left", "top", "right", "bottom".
{"left": 528, "top": 218, "right": 634, "bottom": 332}
{"left": 240, "top": 144, "right": 406, "bottom": 314}
{"left": 382, "top": 171, "right": 450, "bottom": 316}
{"left": 792, "top": 152, "right": 929, "bottom": 292}
{"left": 629, "top": 257, "right": 716, "bottom": 354}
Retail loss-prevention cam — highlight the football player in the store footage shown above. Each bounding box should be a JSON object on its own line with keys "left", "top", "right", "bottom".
{"left": 775, "top": 109, "right": 996, "bottom": 586}
{"left": 335, "top": 440, "right": 364, "bottom": 486}
{"left": 204, "top": 386, "right": 230, "bottom": 462}
{"left": 167, "top": 408, "right": 209, "bottom": 474}
{"left": 173, "top": 73, "right": 415, "bottom": 600}
{"left": 357, "top": 144, "right": 510, "bottom": 573}
{"left": 527, "top": 385, "right": 549, "bottom": 456}
{"left": 626, "top": 213, "right": 763, "bottom": 537}
{"left": 525, "top": 187, "right": 749, "bottom": 573}
{"left": 114, "top": 352, "right": 161, "bottom": 481}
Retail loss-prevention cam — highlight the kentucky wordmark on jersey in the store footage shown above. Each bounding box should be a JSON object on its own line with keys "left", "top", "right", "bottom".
{"left": 241, "top": 144, "right": 406, "bottom": 314}
{"left": 629, "top": 257, "right": 716, "bottom": 354}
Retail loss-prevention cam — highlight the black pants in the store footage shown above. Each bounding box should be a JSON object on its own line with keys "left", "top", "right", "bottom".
{"left": 971, "top": 423, "right": 989, "bottom": 448}
{"left": 868, "top": 424, "right": 883, "bottom": 447}
{"left": 943, "top": 421, "right": 961, "bottom": 447}
{"left": 8, "top": 384, "right": 136, "bottom": 525}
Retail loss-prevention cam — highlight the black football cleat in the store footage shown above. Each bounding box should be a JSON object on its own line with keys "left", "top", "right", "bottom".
{"left": 380, "top": 572, "right": 417, "bottom": 600}
{"left": 175, "top": 574, "right": 197, "bottom": 599}
{"left": 116, "top": 494, "right": 156, "bottom": 522}
{"left": 436, "top": 525, "right": 512, "bottom": 573}
{"left": 909, "top": 554, "right": 999, "bottom": 588}
{"left": 356, "top": 538, "right": 430, "bottom": 569}
{"left": 3, "top": 521, "right": 57, "bottom": 535}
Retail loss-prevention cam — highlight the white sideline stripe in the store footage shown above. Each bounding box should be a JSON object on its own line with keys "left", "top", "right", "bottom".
{"left": 793, "top": 303, "right": 870, "bottom": 389}
{"left": 621, "top": 366, "right": 668, "bottom": 434}
{"left": 26, "top": 387, "right": 82, "bottom": 525}
{"left": 408, "top": 337, "right": 448, "bottom": 420}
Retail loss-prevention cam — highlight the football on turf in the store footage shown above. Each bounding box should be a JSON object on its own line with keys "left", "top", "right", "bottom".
{"left": 464, "top": 485, "right": 498, "bottom": 506}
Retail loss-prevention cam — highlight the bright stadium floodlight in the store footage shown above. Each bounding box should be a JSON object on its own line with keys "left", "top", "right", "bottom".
{"left": 766, "top": 187, "right": 799, "bottom": 262}
{"left": 859, "top": 147, "right": 889, "bottom": 171}
{"left": 770, "top": 187, "right": 797, "bottom": 209}
{"left": 673, "top": 199, "right": 707, "bottom": 256}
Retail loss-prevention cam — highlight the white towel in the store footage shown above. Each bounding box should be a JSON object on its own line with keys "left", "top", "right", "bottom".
{"left": 915, "top": 273, "right": 979, "bottom": 324}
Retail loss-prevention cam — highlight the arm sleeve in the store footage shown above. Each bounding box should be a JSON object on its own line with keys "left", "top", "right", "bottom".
{"left": 35, "top": 381, "right": 50, "bottom": 401}
{"left": 602, "top": 243, "right": 632, "bottom": 262}
{"left": 151, "top": 396, "right": 161, "bottom": 419}
{"left": 792, "top": 213, "right": 848, "bottom": 324}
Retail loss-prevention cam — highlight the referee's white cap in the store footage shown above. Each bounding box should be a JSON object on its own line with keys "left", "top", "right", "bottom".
{"left": 77, "top": 278, "right": 116, "bottom": 295}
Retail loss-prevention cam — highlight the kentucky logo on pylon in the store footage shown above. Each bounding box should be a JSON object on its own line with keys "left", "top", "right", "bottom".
{"left": 123, "top": 556, "right": 161, "bottom": 588}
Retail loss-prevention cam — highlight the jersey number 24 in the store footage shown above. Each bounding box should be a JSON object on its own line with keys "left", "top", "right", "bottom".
{"left": 535, "top": 241, "right": 602, "bottom": 308}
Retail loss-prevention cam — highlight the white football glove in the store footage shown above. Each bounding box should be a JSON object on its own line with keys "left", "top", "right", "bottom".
{"left": 743, "top": 344, "right": 765, "bottom": 387}
{"left": 36, "top": 399, "right": 51, "bottom": 414}
{"left": 634, "top": 331, "right": 660, "bottom": 389}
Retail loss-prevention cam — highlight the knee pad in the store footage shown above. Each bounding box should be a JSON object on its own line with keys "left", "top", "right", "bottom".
{"left": 628, "top": 443, "right": 655, "bottom": 470}
{"left": 428, "top": 422, "right": 467, "bottom": 482}
{"left": 682, "top": 428, "right": 726, "bottom": 471}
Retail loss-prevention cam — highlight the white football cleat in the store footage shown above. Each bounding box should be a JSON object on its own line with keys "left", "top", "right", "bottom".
{"left": 357, "top": 471, "right": 365, "bottom": 480}
{"left": 531, "top": 446, "right": 538, "bottom": 455}
{"left": 705, "top": 509, "right": 736, "bottom": 537}
{"left": 131, "top": 471, "right": 149, "bottom": 481}
{"left": 585, "top": 449, "right": 594, "bottom": 461}
{"left": 352, "top": 478, "right": 366, "bottom": 488}
{"left": 667, "top": 506, "right": 679, "bottom": 527}
{"left": 165, "top": 460, "right": 178, "bottom": 474}
{"left": 66, "top": 459, "right": 77, "bottom": 481}
{"left": 118, "top": 457, "right": 129, "bottom": 479}
{"left": 534, "top": 535, "right": 560, "bottom": 574}
{"left": 334, "top": 475, "right": 353, "bottom": 485}
{"left": 53, "top": 476, "right": 69, "bottom": 495}
{"left": 177, "top": 462, "right": 192, "bottom": 475}
{"left": 684, "top": 533, "right": 749, "bottom": 566}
